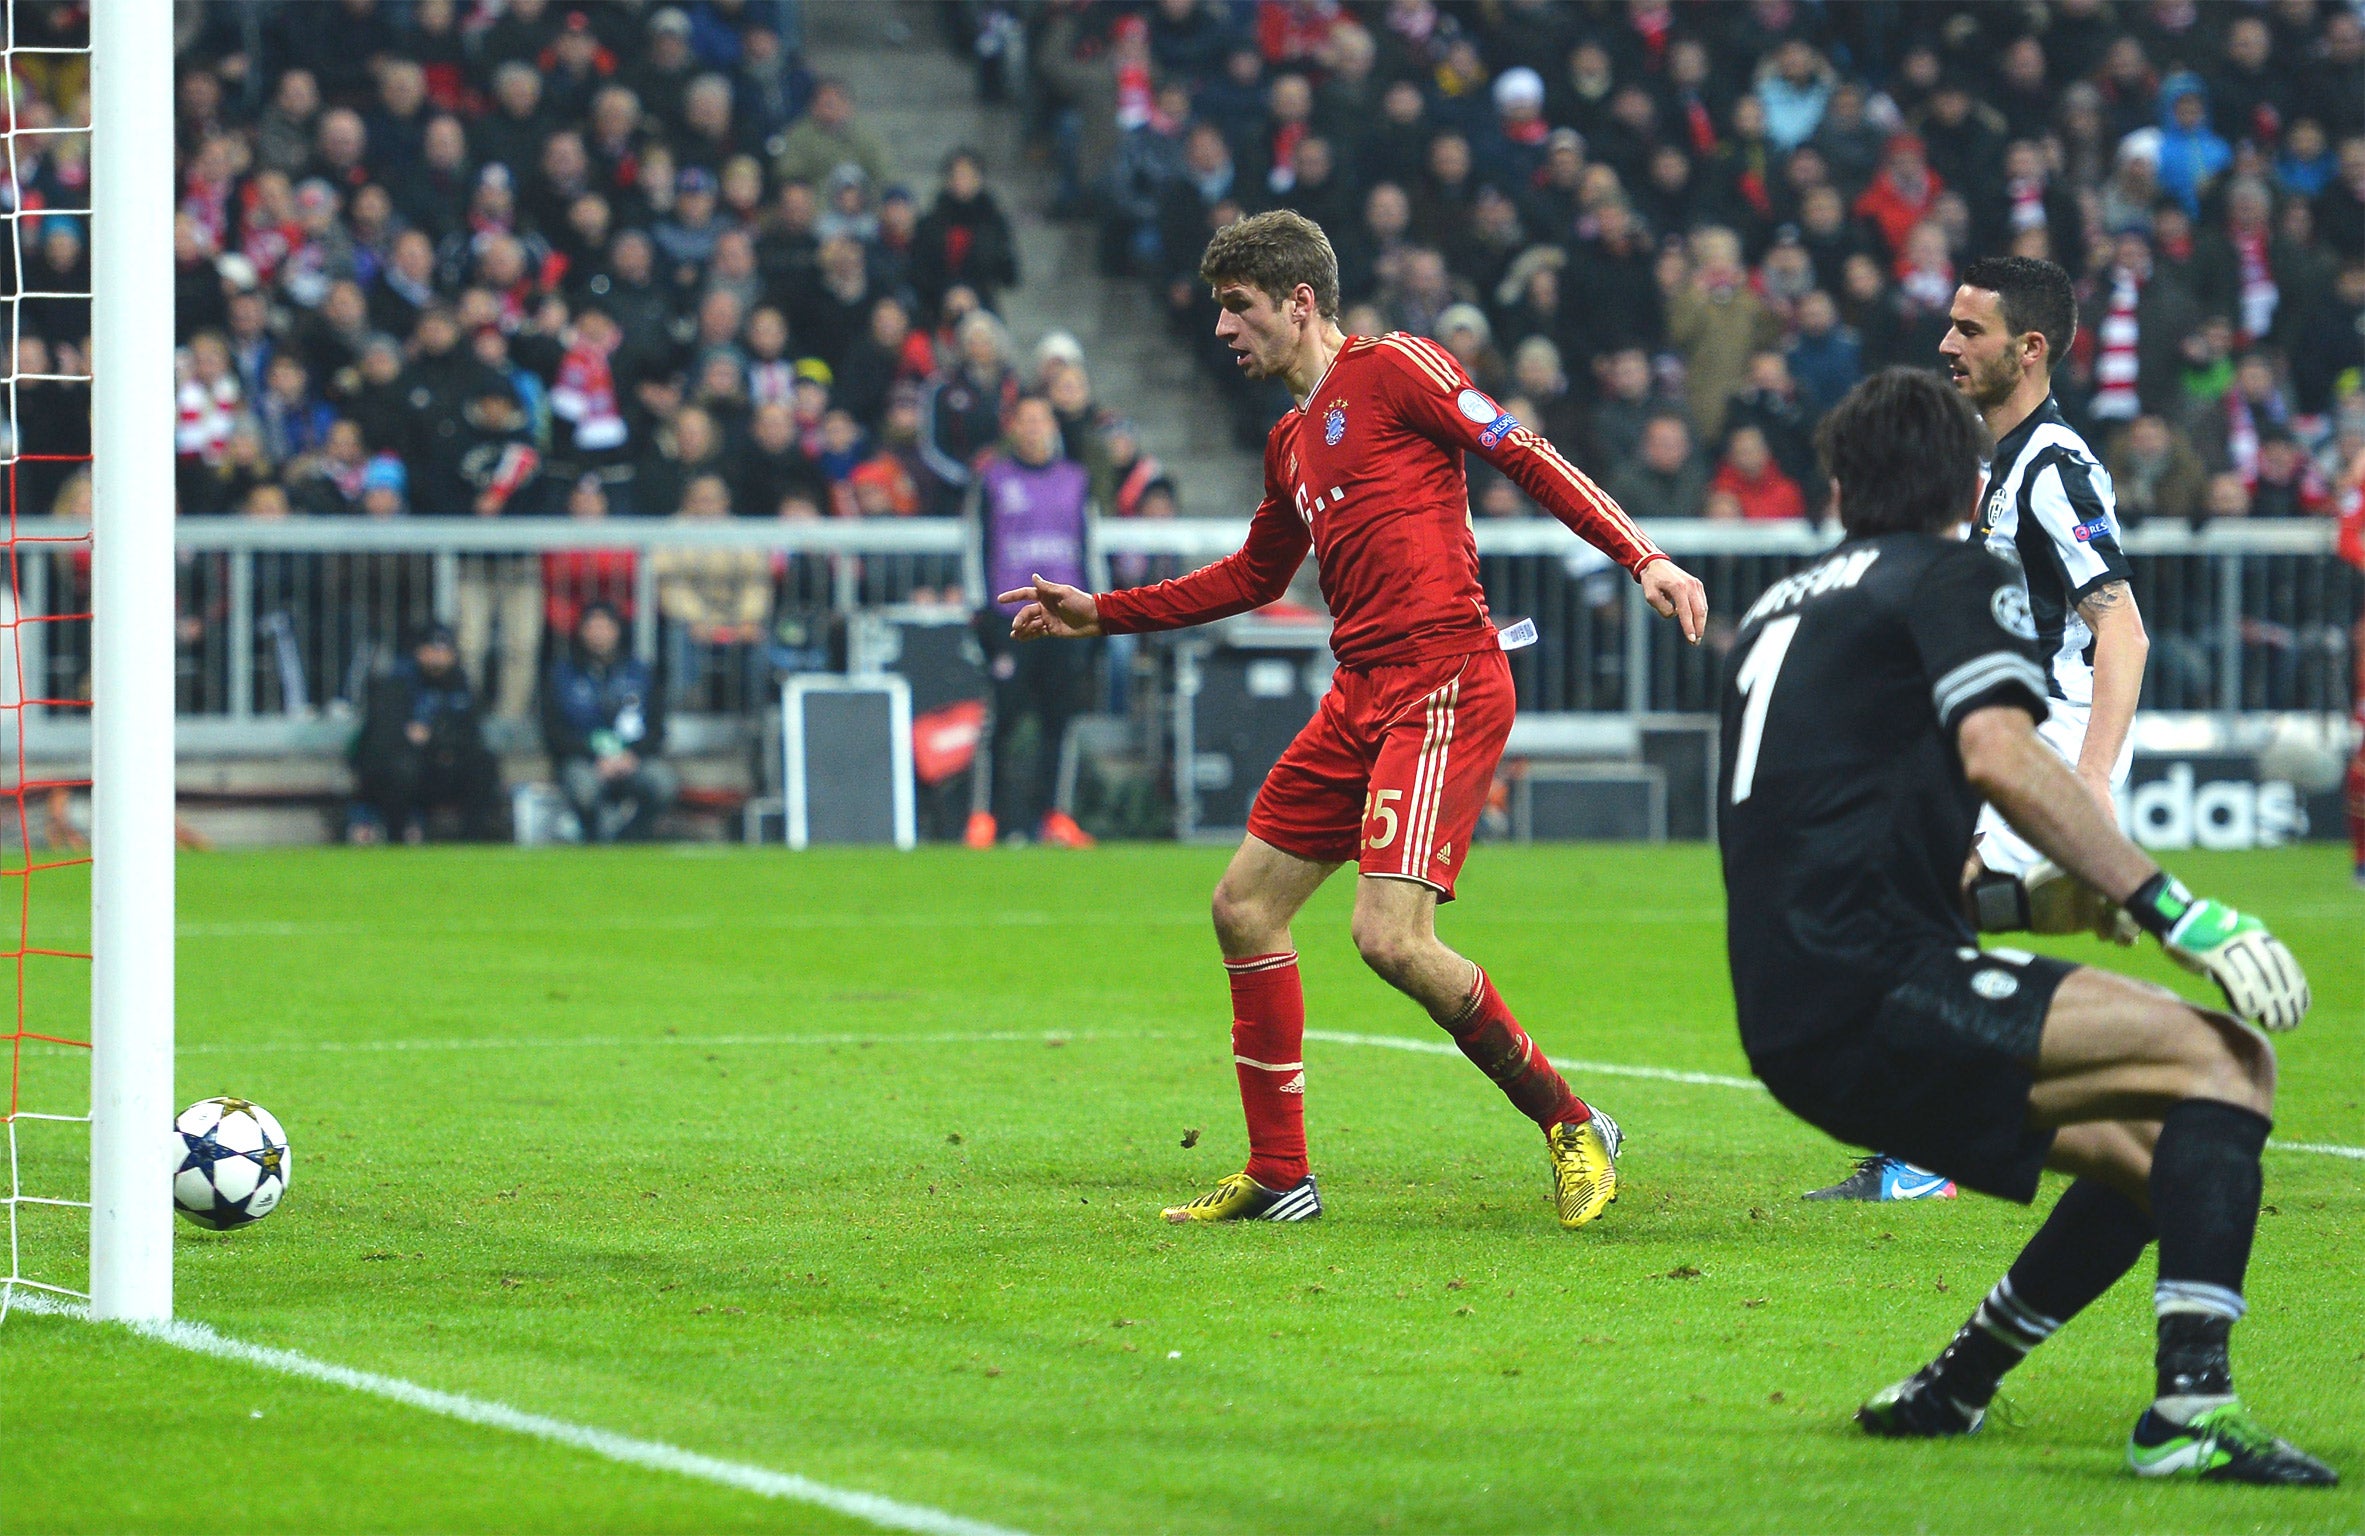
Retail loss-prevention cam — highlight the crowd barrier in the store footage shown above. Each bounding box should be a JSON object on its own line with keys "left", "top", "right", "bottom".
{"left": 6, "top": 516, "right": 2350, "bottom": 757}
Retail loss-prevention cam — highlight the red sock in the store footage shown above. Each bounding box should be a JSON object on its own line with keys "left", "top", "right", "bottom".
{"left": 1440, "top": 967, "right": 1590, "bottom": 1129}
{"left": 1226, "top": 952, "right": 1307, "bottom": 1189}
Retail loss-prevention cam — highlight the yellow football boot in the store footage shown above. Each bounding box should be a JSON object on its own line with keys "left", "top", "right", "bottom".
{"left": 1546, "top": 1109, "right": 1622, "bottom": 1229}
{"left": 1160, "top": 1171, "right": 1321, "bottom": 1223}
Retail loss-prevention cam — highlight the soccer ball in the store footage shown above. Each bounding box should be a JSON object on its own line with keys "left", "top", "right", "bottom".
{"left": 174, "top": 1097, "right": 291, "bottom": 1230}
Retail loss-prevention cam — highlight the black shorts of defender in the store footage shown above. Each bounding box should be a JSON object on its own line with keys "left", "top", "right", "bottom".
{"left": 1750, "top": 947, "right": 2080, "bottom": 1203}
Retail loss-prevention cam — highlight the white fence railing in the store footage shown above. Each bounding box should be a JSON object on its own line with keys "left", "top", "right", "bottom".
{"left": 128, "top": 513, "right": 2343, "bottom": 556}
{"left": 5, "top": 517, "right": 2350, "bottom": 755}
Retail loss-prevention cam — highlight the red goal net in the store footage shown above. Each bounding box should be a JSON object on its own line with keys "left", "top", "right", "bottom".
{"left": 0, "top": 0, "right": 93, "bottom": 1318}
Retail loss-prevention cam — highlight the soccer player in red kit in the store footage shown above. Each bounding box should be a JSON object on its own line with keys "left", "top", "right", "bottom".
{"left": 1002, "top": 211, "right": 1707, "bottom": 1228}
{"left": 2340, "top": 446, "right": 2364, "bottom": 888}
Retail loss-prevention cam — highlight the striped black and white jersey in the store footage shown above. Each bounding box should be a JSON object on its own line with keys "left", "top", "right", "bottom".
{"left": 1972, "top": 395, "right": 2131, "bottom": 706}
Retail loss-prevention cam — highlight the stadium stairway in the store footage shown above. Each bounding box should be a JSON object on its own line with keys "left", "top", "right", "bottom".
{"left": 804, "top": 0, "right": 1267, "bottom": 520}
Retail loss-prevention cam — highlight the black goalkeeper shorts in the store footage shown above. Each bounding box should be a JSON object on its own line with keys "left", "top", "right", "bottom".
{"left": 1750, "top": 945, "right": 2079, "bottom": 1203}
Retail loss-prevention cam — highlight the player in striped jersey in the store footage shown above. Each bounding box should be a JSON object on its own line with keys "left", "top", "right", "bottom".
{"left": 1807, "top": 256, "right": 2155, "bottom": 1203}
{"left": 1000, "top": 211, "right": 1706, "bottom": 1229}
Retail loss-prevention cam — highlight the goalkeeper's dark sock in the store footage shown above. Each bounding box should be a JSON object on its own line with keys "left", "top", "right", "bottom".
{"left": 1225, "top": 952, "right": 1307, "bottom": 1190}
{"left": 1436, "top": 967, "right": 1589, "bottom": 1129}
{"left": 2152, "top": 1099, "right": 2268, "bottom": 1298}
{"left": 2150, "top": 1098, "right": 2269, "bottom": 1414}
{"left": 1929, "top": 1178, "right": 2154, "bottom": 1408}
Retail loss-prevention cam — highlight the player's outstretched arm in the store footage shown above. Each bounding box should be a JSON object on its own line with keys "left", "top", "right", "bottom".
{"left": 998, "top": 574, "right": 1102, "bottom": 640}
{"left": 1054, "top": 489, "right": 1310, "bottom": 638}
{"left": 1958, "top": 704, "right": 2310, "bottom": 1030}
{"left": 1638, "top": 556, "right": 1708, "bottom": 645}
{"left": 1369, "top": 340, "right": 1708, "bottom": 644}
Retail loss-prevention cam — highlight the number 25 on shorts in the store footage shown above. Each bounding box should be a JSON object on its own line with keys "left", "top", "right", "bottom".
{"left": 1362, "top": 788, "right": 1403, "bottom": 850}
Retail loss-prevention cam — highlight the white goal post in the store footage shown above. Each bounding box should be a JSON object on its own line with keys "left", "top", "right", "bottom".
{"left": 86, "top": 0, "right": 177, "bottom": 1322}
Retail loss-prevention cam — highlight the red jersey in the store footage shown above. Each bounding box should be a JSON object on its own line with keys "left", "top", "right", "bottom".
{"left": 1095, "top": 333, "right": 1663, "bottom": 668}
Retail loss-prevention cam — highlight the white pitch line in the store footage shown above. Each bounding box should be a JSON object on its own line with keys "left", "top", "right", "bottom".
{"left": 174, "top": 1029, "right": 1137, "bottom": 1059}
{"left": 164, "top": 908, "right": 1732, "bottom": 941}
{"left": 1305, "top": 1028, "right": 1767, "bottom": 1091}
{"left": 11, "top": 1292, "right": 1028, "bottom": 1536}
{"left": 2272, "top": 1140, "right": 2365, "bottom": 1161}
{"left": 76, "top": 1022, "right": 2365, "bottom": 1165}
{"left": 171, "top": 909, "right": 1211, "bottom": 939}
{"left": 1304, "top": 1030, "right": 2365, "bottom": 1164}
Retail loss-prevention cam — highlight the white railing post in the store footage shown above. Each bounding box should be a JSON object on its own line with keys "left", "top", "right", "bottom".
{"left": 2217, "top": 552, "right": 2246, "bottom": 713}
{"left": 1623, "top": 578, "right": 1652, "bottom": 714}
{"left": 226, "top": 550, "right": 254, "bottom": 720}
{"left": 89, "top": 0, "right": 178, "bottom": 1323}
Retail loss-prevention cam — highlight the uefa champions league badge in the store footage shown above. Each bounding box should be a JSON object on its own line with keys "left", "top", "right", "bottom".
{"left": 1458, "top": 388, "right": 1520, "bottom": 448}
{"left": 1323, "top": 400, "right": 1347, "bottom": 446}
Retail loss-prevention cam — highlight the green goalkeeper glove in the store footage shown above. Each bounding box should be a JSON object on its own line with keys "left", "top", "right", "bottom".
{"left": 2126, "top": 872, "right": 2311, "bottom": 1032}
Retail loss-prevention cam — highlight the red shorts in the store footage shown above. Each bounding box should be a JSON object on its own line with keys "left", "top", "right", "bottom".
{"left": 1247, "top": 647, "right": 1514, "bottom": 899}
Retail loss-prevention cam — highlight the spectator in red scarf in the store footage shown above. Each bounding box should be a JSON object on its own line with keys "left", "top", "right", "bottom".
{"left": 551, "top": 306, "right": 630, "bottom": 461}
{"left": 540, "top": 11, "right": 619, "bottom": 126}
{"left": 1490, "top": 66, "right": 1551, "bottom": 190}
{"left": 2195, "top": 179, "right": 2300, "bottom": 351}
{"left": 238, "top": 171, "right": 304, "bottom": 289}
{"left": 180, "top": 135, "right": 240, "bottom": 253}
{"left": 911, "top": 150, "right": 1019, "bottom": 319}
{"left": 1258, "top": 0, "right": 1340, "bottom": 66}
{"left": 543, "top": 474, "right": 641, "bottom": 640}
{"left": 1852, "top": 133, "right": 1941, "bottom": 261}
{"left": 1986, "top": 138, "right": 2085, "bottom": 265}
{"left": 2092, "top": 229, "right": 2206, "bottom": 422}
{"left": 1259, "top": 73, "right": 1316, "bottom": 197}
{"left": 1709, "top": 424, "right": 1807, "bottom": 521}
{"left": 2246, "top": 430, "right": 2332, "bottom": 517}
{"left": 1620, "top": 0, "right": 1677, "bottom": 77}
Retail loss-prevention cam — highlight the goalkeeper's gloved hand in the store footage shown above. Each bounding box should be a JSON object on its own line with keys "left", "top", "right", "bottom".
{"left": 2024, "top": 860, "right": 2139, "bottom": 944}
{"left": 1969, "top": 860, "right": 2138, "bottom": 944}
{"left": 2125, "top": 872, "right": 2311, "bottom": 1032}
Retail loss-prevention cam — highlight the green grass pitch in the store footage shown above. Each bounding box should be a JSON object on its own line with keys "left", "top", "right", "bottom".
{"left": 3, "top": 842, "right": 2360, "bottom": 1533}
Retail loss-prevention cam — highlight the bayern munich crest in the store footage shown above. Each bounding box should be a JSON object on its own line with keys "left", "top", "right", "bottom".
{"left": 1323, "top": 401, "right": 1347, "bottom": 446}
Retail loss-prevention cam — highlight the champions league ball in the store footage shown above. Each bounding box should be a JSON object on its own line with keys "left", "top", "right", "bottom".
{"left": 173, "top": 1097, "right": 291, "bottom": 1230}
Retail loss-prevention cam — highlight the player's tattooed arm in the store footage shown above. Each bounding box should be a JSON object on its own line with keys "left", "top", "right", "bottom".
{"left": 2074, "top": 579, "right": 2147, "bottom": 809}
{"left": 2077, "top": 580, "right": 2132, "bottom": 617}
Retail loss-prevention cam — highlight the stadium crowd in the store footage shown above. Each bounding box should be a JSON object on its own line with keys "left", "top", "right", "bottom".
{"left": 87, "top": 0, "right": 1195, "bottom": 839}
{"left": 1016, "top": 0, "right": 2365, "bottom": 525}
{"left": 8, "top": 1, "right": 2359, "bottom": 842}
{"left": 153, "top": 1, "right": 1179, "bottom": 533}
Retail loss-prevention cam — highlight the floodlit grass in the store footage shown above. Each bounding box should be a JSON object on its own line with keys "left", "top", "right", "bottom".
{"left": 4, "top": 843, "right": 2359, "bottom": 1533}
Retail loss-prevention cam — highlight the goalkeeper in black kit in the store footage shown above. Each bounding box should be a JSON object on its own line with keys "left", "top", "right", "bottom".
{"left": 1717, "top": 368, "right": 2331, "bottom": 1486}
